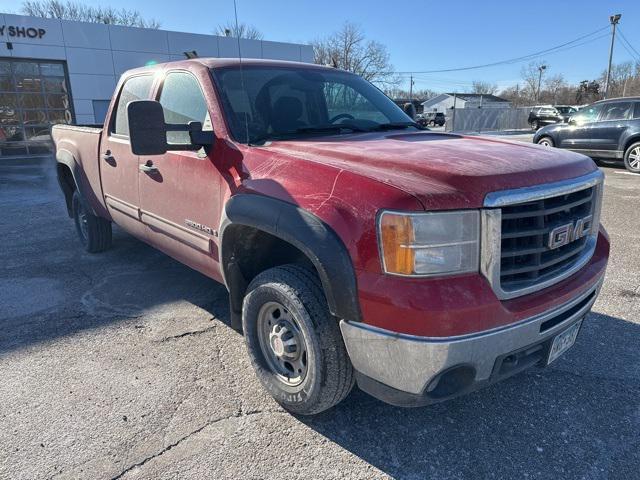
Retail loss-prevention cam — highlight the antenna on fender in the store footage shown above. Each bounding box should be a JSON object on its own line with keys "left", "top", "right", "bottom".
{"left": 233, "top": 0, "right": 251, "bottom": 145}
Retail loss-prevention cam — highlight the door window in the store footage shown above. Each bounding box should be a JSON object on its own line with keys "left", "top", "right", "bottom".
{"left": 632, "top": 102, "right": 640, "bottom": 119}
{"left": 571, "top": 104, "right": 603, "bottom": 125}
{"left": 599, "top": 102, "right": 632, "bottom": 122}
{"left": 112, "top": 75, "right": 153, "bottom": 136}
{"left": 158, "top": 72, "right": 208, "bottom": 145}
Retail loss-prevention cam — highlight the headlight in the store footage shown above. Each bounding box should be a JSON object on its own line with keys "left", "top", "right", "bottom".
{"left": 378, "top": 210, "right": 480, "bottom": 276}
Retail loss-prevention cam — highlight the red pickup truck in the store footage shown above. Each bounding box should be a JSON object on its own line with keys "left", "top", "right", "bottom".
{"left": 52, "top": 58, "right": 609, "bottom": 415}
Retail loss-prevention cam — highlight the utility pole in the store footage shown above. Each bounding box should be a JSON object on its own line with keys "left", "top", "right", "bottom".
{"left": 409, "top": 74, "right": 414, "bottom": 102}
{"left": 536, "top": 65, "right": 546, "bottom": 103}
{"left": 451, "top": 94, "right": 457, "bottom": 132}
{"left": 604, "top": 13, "right": 621, "bottom": 99}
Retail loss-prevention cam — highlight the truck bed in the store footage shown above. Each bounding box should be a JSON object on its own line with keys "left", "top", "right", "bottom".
{"left": 52, "top": 124, "right": 109, "bottom": 219}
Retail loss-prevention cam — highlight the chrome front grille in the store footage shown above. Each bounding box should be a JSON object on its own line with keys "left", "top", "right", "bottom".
{"left": 482, "top": 170, "right": 604, "bottom": 300}
{"left": 500, "top": 186, "right": 594, "bottom": 291}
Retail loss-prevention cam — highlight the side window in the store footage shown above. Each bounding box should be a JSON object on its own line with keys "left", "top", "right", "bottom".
{"left": 159, "top": 71, "right": 208, "bottom": 145}
{"left": 599, "top": 102, "right": 632, "bottom": 122}
{"left": 572, "top": 104, "right": 603, "bottom": 124}
{"left": 112, "top": 75, "right": 153, "bottom": 136}
{"left": 633, "top": 102, "right": 640, "bottom": 119}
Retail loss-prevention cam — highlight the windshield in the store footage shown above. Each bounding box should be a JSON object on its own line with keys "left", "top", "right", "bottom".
{"left": 211, "top": 66, "right": 414, "bottom": 144}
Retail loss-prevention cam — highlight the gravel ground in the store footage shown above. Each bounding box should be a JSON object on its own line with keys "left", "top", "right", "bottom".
{"left": 0, "top": 156, "right": 638, "bottom": 480}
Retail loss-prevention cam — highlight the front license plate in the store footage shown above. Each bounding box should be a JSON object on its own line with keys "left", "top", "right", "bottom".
{"left": 547, "top": 320, "right": 582, "bottom": 365}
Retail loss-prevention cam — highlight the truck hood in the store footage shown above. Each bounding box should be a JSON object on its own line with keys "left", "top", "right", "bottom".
{"left": 265, "top": 131, "right": 597, "bottom": 209}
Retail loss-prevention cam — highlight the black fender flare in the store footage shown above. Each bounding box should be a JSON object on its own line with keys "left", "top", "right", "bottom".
{"left": 55, "top": 149, "right": 95, "bottom": 216}
{"left": 220, "top": 194, "right": 362, "bottom": 323}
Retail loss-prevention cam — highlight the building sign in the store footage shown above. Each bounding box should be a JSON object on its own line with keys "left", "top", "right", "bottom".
{"left": 0, "top": 25, "right": 46, "bottom": 39}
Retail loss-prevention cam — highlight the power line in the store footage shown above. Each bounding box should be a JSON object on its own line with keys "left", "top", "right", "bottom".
{"left": 391, "top": 25, "right": 609, "bottom": 74}
{"left": 396, "top": 32, "right": 609, "bottom": 80}
{"left": 617, "top": 28, "right": 640, "bottom": 61}
{"left": 618, "top": 38, "right": 640, "bottom": 63}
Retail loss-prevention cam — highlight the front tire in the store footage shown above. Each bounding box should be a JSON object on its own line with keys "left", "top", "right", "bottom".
{"left": 624, "top": 142, "right": 640, "bottom": 173}
{"left": 537, "top": 136, "right": 554, "bottom": 147}
{"left": 242, "top": 265, "right": 354, "bottom": 415}
{"left": 72, "top": 190, "right": 112, "bottom": 253}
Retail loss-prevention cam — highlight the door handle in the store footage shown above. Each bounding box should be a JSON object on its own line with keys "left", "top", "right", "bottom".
{"left": 139, "top": 161, "right": 158, "bottom": 173}
{"left": 102, "top": 150, "right": 113, "bottom": 161}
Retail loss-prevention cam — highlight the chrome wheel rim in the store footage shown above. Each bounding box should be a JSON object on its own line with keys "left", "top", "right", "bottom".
{"left": 256, "top": 301, "right": 308, "bottom": 386}
{"left": 539, "top": 139, "right": 551, "bottom": 147}
{"left": 629, "top": 147, "right": 640, "bottom": 170}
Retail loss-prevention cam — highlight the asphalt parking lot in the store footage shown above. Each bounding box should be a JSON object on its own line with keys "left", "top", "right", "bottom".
{"left": 1, "top": 154, "right": 639, "bottom": 480}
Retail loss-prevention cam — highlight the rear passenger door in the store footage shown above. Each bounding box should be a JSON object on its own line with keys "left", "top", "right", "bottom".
{"left": 138, "top": 69, "right": 222, "bottom": 277}
{"left": 100, "top": 74, "right": 154, "bottom": 239}
{"left": 588, "top": 101, "right": 633, "bottom": 153}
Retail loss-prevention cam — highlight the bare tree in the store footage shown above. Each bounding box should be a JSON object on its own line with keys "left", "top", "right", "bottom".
{"left": 214, "top": 22, "right": 263, "bottom": 40}
{"left": 470, "top": 80, "right": 498, "bottom": 95}
{"left": 311, "top": 22, "right": 397, "bottom": 86}
{"left": 598, "top": 61, "right": 635, "bottom": 98}
{"left": 385, "top": 87, "right": 439, "bottom": 101}
{"left": 520, "top": 61, "right": 548, "bottom": 104}
{"left": 21, "top": 0, "right": 160, "bottom": 28}
{"left": 542, "top": 74, "right": 567, "bottom": 104}
{"left": 498, "top": 84, "right": 524, "bottom": 107}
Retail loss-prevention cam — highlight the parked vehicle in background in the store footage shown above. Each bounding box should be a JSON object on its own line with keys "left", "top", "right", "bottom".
{"left": 415, "top": 113, "right": 428, "bottom": 127}
{"left": 528, "top": 106, "right": 563, "bottom": 130}
{"left": 420, "top": 111, "right": 445, "bottom": 126}
{"left": 52, "top": 58, "right": 609, "bottom": 415}
{"left": 533, "top": 97, "right": 640, "bottom": 173}
{"left": 555, "top": 105, "right": 578, "bottom": 122}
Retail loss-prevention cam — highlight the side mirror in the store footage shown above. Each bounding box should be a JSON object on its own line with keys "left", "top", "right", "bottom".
{"left": 127, "top": 100, "right": 214, "bottom": 155}
{"left": 128, "top": 100, "right": 167, "bottom": 155}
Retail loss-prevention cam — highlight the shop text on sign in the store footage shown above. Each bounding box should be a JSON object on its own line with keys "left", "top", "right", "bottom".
{"left": 0, "top": 25, "right": 47, "bottom": 39}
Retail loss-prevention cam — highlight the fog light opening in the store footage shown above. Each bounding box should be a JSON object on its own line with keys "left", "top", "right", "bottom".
{"left": 426, "top": 365, "right": 476, "bottom": 399}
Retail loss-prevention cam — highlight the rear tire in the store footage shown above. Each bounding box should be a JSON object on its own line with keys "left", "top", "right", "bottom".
{"left": 623, "top": 142, "right": 640, "bottom": 174}
{"left": 242, "top": 264, "right": 354, "bottom": 415}
{"left": 537, "top": 136, "right": 554, "bottom": 147}
{"left": 72, "top": 190, "right": 112, "bottom": 253}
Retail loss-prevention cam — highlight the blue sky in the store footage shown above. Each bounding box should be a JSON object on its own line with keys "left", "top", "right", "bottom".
{"left": 2, "top": 0, "right": 639, "bottom": 92}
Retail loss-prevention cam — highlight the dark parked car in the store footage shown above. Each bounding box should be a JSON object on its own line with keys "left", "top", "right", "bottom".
{"left": 533, "top": 97, "right": 640, "bottom": 173}
{"left": 528, "top": 106, "right": 562, "bottom": 130}
{"left": 418, "top": 111, "right": 445, "bottom": 127}
{"left": 555, "top": 105, "right": 578, "bottom": 122}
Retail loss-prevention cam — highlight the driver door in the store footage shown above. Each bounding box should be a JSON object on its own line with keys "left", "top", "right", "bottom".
{"left": 558, "top": 104, "right": 603, "bottom": 150}
{"left": 138, "top": 69, "right": 222, "bottom": 278}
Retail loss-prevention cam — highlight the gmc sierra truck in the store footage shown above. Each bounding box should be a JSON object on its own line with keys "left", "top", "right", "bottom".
{"left": 52, "top": 59, "right": 609, "bottom": 415}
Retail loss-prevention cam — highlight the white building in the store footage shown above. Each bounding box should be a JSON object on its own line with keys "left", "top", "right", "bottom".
{"left": 421, "top": 93, "right": 511, "bottom": 113}
{"left": 0, "top": 13, "right": 314, "bottom": 156}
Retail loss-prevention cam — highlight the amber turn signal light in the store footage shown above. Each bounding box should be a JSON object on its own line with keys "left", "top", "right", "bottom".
{"left": 379, "top": 213, "right": 415, "bottom": 275}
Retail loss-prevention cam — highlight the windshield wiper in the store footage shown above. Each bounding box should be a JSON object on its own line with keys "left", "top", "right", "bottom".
{"left": 296, "top": 124, "right": 369, "bottom": 134}
{"left": 249, "top": 124, "right": 367, "bottom": 145}
{"left": 369, "top": 121, "right": 423, "bottom": 131}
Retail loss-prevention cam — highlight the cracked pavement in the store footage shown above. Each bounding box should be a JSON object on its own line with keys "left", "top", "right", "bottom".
{"left": 1, "top": 156, "right": 639, "bottom": 480}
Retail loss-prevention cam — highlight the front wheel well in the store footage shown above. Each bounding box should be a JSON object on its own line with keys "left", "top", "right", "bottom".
{"left": 221, "top": 225, "right": 320, "bottom": 326}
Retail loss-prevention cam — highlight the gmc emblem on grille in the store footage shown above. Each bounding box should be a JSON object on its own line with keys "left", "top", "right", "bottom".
{"left": 547, "top": 214, "right": 593, "bottom": 250}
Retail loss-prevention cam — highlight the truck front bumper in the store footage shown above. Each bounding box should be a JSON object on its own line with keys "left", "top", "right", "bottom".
{"left": 340, "top": 278, "right": 603, "bottom": 407}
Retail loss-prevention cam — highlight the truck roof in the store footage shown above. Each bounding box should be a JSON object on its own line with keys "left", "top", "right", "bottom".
{"left": 123, "top": 57, "right": 331, "bottom": 76}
